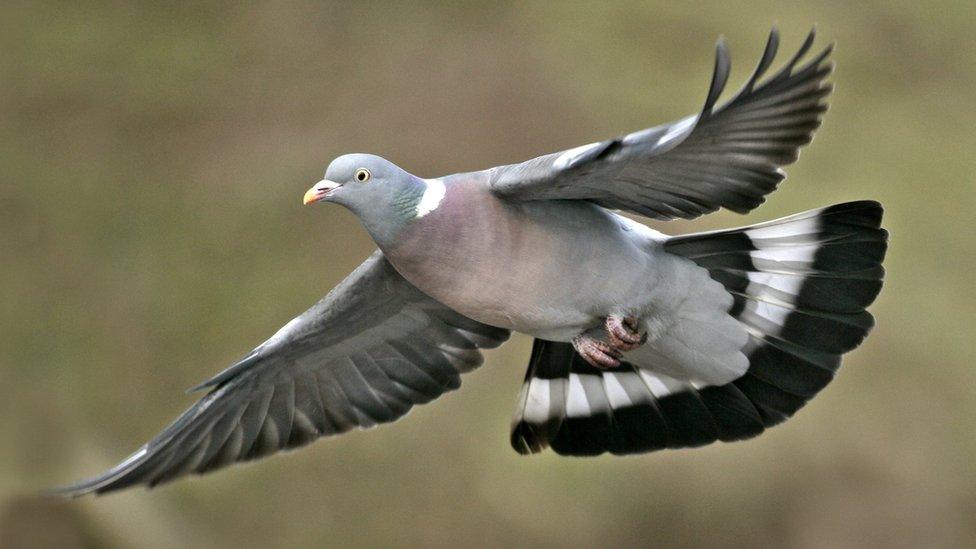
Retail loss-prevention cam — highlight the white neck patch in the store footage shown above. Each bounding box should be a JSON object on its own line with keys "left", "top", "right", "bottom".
{"left": 416, "top": 179, "right": 446, "bottom": 218}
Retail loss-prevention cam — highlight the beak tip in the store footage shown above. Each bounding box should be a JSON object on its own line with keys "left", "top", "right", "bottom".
{"left": 303, "top": 180, "right": 339, "bottom": 206}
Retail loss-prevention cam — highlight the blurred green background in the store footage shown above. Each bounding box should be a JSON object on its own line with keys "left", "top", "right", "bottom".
{"left": 2, "top": 1, "right": 974, "bottom": 548}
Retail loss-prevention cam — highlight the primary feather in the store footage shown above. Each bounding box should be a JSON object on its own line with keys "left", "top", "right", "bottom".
{"left": 489, "top": 27, "right": 833, "bottom": 220}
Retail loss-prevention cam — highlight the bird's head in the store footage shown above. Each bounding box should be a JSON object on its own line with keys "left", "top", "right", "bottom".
{"left": 304, "top": 153, "right": 430, "bottom": 245}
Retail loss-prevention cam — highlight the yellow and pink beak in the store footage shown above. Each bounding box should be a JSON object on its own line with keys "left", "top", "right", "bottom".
{"left": 303, "top": 180, "right": 341, "bottom": 205}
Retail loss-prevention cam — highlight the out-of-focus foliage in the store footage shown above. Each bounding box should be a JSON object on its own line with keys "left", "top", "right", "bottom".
{"left": 1, "top": 2, "right": 974, "bottom": 548}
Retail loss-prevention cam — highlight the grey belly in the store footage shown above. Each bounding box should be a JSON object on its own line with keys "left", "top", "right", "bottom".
{"left": 386, "top": 195, "right": 662, "bottom": 340}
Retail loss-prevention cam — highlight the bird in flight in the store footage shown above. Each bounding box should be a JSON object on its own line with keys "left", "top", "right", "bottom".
{"left": 56, "top": 27, "right": 886, "bottom": 496}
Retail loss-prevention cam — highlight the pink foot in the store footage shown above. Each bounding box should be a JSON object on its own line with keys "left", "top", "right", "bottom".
{"left": 605, "top": 315, "right": 647, "bottom": 352}
{"left": 572, "top": 335, "right": 622, "bottom": 369}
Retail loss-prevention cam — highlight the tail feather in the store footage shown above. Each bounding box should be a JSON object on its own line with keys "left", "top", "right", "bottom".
{"left": 510, "top": 201, "right": 887, "bottom": 455}
{"left": 684, "top": 200, "right": 887, "bottom": 428}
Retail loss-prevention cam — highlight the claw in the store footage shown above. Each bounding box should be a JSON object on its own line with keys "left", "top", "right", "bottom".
{"left": 606, "top": 315, "right": 647, "bottom": 352}
{"left": 572, "top": 335, "right": 622, "bottom": 369}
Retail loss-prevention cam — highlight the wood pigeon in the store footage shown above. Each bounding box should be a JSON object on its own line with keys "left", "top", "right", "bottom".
{"left": 55, "top": 27, "right": 887, "bottom": 496}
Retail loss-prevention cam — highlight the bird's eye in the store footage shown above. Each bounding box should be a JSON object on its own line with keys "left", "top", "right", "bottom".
{"left": 355, "top": 168, "right": 371, "bottom": 182}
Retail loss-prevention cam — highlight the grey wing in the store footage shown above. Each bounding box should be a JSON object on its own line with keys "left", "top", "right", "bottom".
{"left": 54, "top": 250, "right": 510, "bottom": 496}
{"left": 488, "top": 27, "right": 833, "bottom": 220}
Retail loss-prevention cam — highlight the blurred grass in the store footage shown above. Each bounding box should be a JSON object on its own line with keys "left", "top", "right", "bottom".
{"left": 1, "top": 1, "right": 974, "bottom": 548}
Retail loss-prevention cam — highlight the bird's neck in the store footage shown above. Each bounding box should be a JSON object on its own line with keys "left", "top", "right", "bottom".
{"left": 360, "top": 178, "right": 448, "bottom": 249}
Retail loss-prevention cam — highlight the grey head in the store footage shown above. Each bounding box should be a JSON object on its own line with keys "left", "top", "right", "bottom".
{"left": 303, "top": 153, "right": 428, "bottom": 246}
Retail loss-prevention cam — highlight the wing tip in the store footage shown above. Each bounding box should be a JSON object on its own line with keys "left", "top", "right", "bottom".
{"left": 44, "top": 474, "right": 125, "bottom": 499}
{"left": 743, "top": 26, "right": 781, "bottom": 93}
{"left": 44, "top": 443, "right": 155, "bottom": 498}
{"left": 40, "top": 484, "right": 95, "bottom": 499}
{"left": 703, "top": 35, "right": 733, "bottom": 115}
{"left": 702, "top": 26, "right": 832, "bottom": 120}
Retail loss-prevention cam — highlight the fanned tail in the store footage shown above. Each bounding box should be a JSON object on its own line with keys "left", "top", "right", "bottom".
{"left": 511, "top": 201, "right": 887, "bottom": 455}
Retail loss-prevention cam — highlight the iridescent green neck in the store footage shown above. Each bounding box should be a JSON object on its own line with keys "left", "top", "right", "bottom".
{"left": 391, "top": 182, "right": 427, "bottom": 224}
{"left": 356, "top": 178, "right": 428, "bottom": 249}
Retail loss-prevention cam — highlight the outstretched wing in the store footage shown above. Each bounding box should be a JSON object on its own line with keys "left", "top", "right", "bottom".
{"left": 488, "top": 28, "right": 833, "bottom": 220}
{"left": 55, "top": 251, "right": 509, "bottom": 496}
